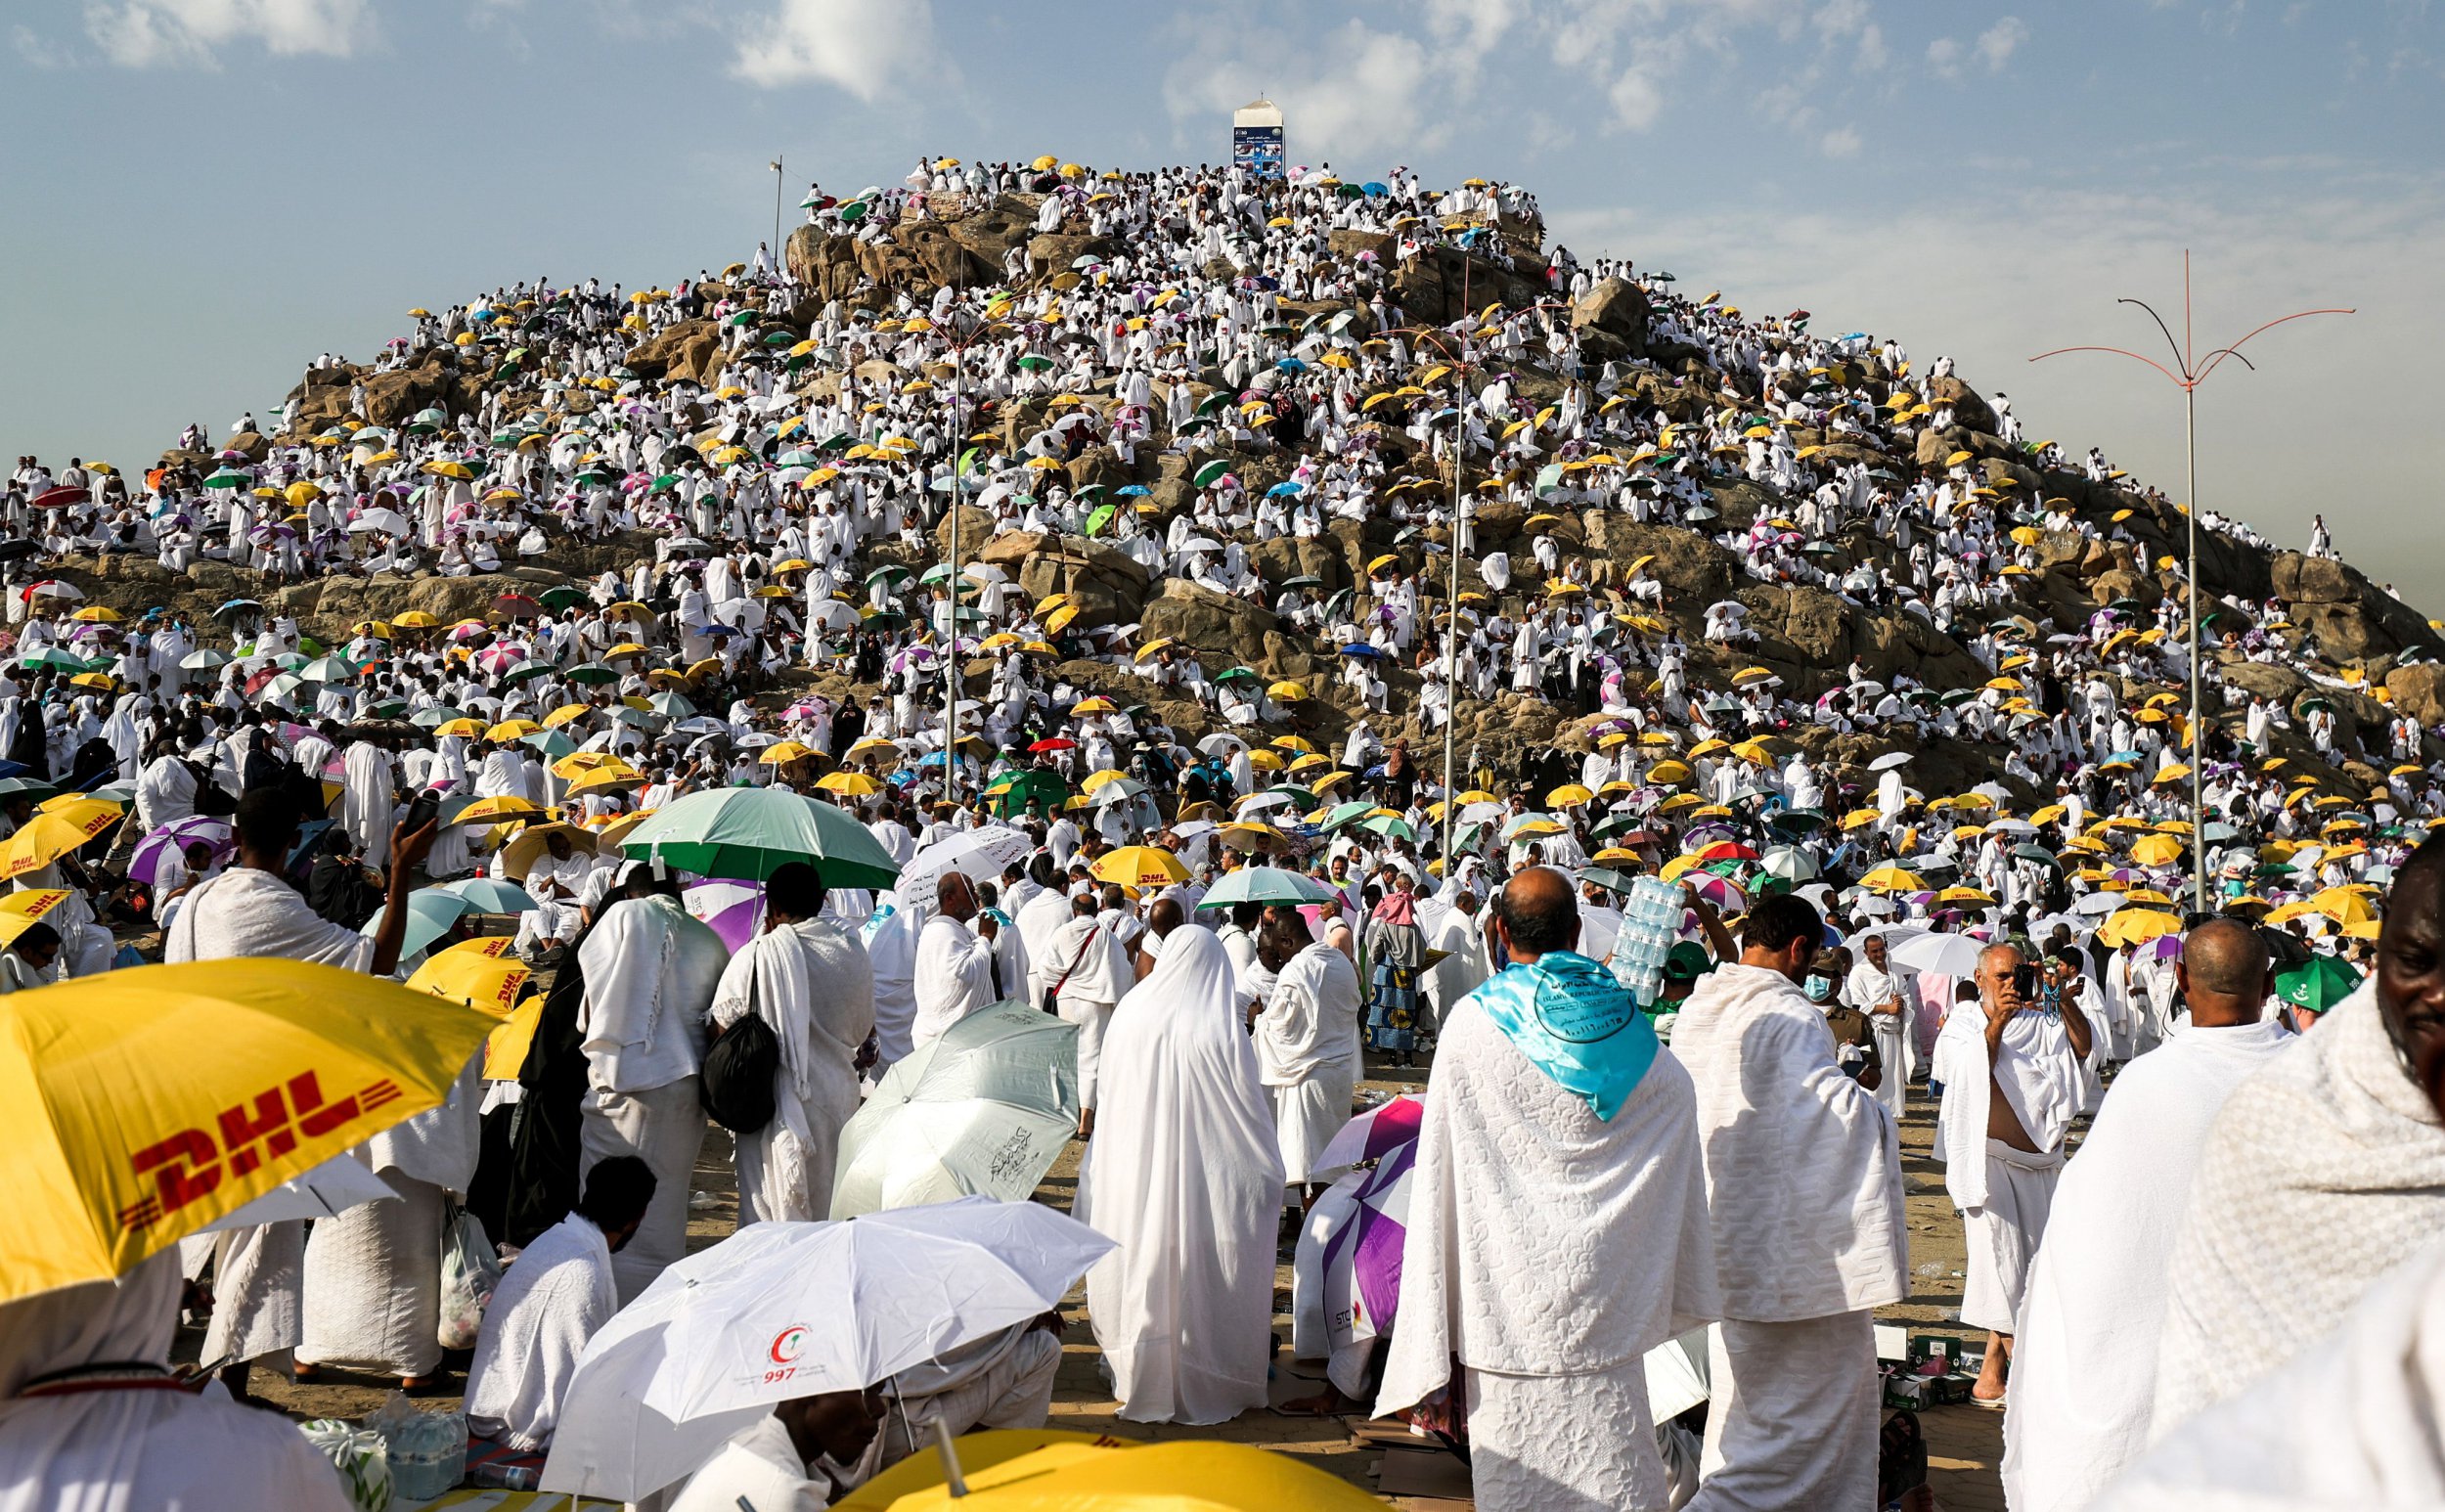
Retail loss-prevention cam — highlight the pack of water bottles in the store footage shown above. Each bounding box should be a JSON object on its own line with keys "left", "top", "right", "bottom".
{"left": 1612, "top": 876, "right": 1685, "bottom": 1008}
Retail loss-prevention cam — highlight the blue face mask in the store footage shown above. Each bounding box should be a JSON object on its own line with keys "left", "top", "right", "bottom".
{"left": 1804, "top": 974, "right": 1835, "bottom": 1002}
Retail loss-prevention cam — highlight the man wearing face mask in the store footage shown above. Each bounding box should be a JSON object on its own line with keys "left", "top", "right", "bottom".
{"left": 1810, "top": 947, "right": 1884, "bottom": 1088}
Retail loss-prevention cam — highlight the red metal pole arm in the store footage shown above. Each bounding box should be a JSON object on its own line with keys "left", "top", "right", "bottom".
{"left": 2192, "top": 308, "right": 2356, "bottom": 384}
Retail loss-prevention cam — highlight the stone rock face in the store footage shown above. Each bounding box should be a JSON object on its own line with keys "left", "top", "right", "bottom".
{"left": 1728, "top": 585, "right": 1983, "bottom": 696}
{"left": 2387, "top": 662, "right": 2445, "bottom": 727}
{"left": 1580, "top": 514, "right": 1738, "bottom": 601}
{"left": 1138, "top": 578, "right": 1279, "bottom": 670}
{"left": 2271, "top": 551, "right": 2443, "bottom": 661}
{"left": 624, "top": 320, "right": 723, "bottom": 387}
{"left": 360, "top": 355, "right": 475, "bottom": 428}
{"left": 1013, "top": 536, "right": 1149, "bottom": 630}
{"left": 1570, "top": 277, "right": 1651, "bottom": 361}
{"left": 1925, "top": 377, "right": 1998, "bottom": 435}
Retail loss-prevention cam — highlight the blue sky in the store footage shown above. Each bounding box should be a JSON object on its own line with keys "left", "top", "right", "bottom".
{"left": 6, "top": 0, "right": 2441, "bottom": 607}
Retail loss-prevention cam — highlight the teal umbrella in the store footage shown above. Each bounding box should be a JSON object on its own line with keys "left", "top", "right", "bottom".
{"left": 519, "top": 728, "right": 577, "bottom": 760}
{"left": 1358, "top": 813, "right": 1415, "bottom": 841}
{"left": 1321, "top": 801, "right": 1373, "bottom": 831}
{"left": 297, "top": 654, "right": 356, "bottom": 683}
{"left": 360, "top": 889, "right": 478, "bottom": 959}
{"left": 20, "top": 648, "right": 86, "bottom": 671}
{"left": 619, "top": 786, "right": 902, "bottom": 887}
{"left": 1192, "top": 459, "right": 1231, "bottom": 488}
{"left": 1193, "top": 867, "right": 1341, "bottom": 911}
{"left": 434, "top": 876, "right": 539, "bottom": 914}
{"left": 2275, "top": 955, "right": 2363, "bottom": 1013}
{"left": 829, "top": 999, "right": 1080, "bottom": 1218}
{"left": 410, "top": 704, "right": 468, "bottom": 729}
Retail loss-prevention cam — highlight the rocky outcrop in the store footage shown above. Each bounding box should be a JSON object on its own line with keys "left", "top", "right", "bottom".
{"left": 624, "top": 319, "right": 724, "bottom": 387}
{"left": 1570, "top": 277, "right": 1651, "bottom": 362}
{"left": 1012, "top": 536, "right": 1149, "bottom": 631}
{"left": 2272, "top": 551, "right": 2442, "bottom": 662}
{"left": 1137, "top": 579, "right": 1279, "bottom": 671}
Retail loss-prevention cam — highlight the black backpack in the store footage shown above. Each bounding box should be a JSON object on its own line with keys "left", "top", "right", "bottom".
{"left": 699, "top": 1012, "right": 779, "bottom": 1134}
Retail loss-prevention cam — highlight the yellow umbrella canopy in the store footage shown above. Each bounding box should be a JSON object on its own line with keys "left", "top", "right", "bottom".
{"left": 836, "top": 1433, "right": 1391, "bottom": 1510}
{"left": 0, "top": 801, "right": 125, "bottom": 881}
{"left": 1090, "top": 846, "right": 1190, "bottom": 888}
{"left": 405, "top": 936, "right": 533, "bottom": 1017}
{"left": 0, "top": 959, "right": 491, "bottom": 1306}
{"left": 819, "top": 771, "right": 883, "bottom": 796}
{"left": 1858, "top": 865, "right": 1927, "bottom": 894}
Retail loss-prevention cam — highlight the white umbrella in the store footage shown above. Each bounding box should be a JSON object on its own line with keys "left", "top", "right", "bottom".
{"left": 1884, "top": 928, "right": 1988, "bottom": 978}
{"left": 1197, "top": 732, "right": 1249, "bottom": 758}
{"left": 896, "top": 824, "right": 1034, "bottom": 907}
{"left": 1759, "top": 844, "right": 1817, "bottom": 882}
{"left": 1867, "top": 752, "right": 1913, "bottom": 772}
{"left": 542, "top": 1199, "right": 1111, "bottom": 1499}
{"left": 2074, "top": 891, "right": 2129, "bottom": 916}
{"left": 830, "top": 1001, "right": 1080, "bottom": 1217}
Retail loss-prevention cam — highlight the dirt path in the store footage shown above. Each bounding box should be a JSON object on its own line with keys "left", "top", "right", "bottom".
{"left": 221, "top": 1056, "right": 2006, "bottom": 1508}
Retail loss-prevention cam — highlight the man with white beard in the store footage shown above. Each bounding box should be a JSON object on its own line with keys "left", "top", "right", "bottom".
{"left": 1672, "top": 893, "right": 1907, "bottom": 1512}
{"left": 1933, "top": 941, "right": 2091, "bottom": 1407}
{"left": 706, "top": 863, "right": 873, "bottom": 1223}
{"left": 1378, "top": 867, "right": 1717, "bottom": 1510}
{"left": 2002, "top": 919, "right": 2293, "bottom": 1512}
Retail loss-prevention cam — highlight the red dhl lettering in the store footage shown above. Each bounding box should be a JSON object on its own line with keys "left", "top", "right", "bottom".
{"left": 115, "top": 1071, "right": 405, "bottom": 1232}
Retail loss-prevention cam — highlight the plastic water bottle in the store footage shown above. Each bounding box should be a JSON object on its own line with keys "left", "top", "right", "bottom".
{"left": 1614, "top": 876, "right": 1682, "bottom": 1007}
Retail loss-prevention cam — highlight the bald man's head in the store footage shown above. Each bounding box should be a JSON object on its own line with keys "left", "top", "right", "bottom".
{"left": 1493, "top": 867, "right": 1579, "bottom": 960}
{"left": 2177, "top": 917, "right": 2272, "bottom": 1028}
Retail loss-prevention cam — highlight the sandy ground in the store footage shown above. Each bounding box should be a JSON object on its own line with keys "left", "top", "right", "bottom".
{"left": 212, "top": 1054, "right": 2007, "bottom": 1509}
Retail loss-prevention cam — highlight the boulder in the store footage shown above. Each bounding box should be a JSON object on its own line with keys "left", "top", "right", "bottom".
{"left": 1579, "top": 513, "right": 1738, "bottom": 601}
{"left": 1569, "top": 277, "right": 1651, "bottom": 361}
{"left": 1138, "top": 578, "right": 1279, "bottom": 669}
{"left": 1027, "top": 233, "right": 1119, "bottom": 280}
{"left": 1925, "top": 376, "right": 1998, "bottom": 434}
{"left": 1014, "top": 536, "right": 1150, "bottom": 630}
{"left": 1248, "top": 536, "right": 1349, "bottom": 595}
{"left": 359, "top": 354, "right": 468, "bottom": 428}
{"left": 2386, "top": 662, "right": 2445, "bottom": 728}
{"left": 1326, "top": 229, "right": 1396, "bottom": 263}
{"left": 624, "top": 319, "right": 723, "bottom": 387}
{"left": 404, "top": 576, "right": 512, "bottom": 625}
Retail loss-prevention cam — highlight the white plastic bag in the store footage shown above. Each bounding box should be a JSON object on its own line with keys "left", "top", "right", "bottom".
{"left": 436, "top": 1203, "right": 502, "bottom": 1351}
{"left": 300, "top": 1418, "right": 391, "bottom": 1512}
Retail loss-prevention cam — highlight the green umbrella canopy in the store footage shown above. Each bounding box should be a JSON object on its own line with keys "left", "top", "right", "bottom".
{"left": 1194, "top": 867, "right": 1343, "bottom": 911}
{"left": 620, "top": 786, "right": 903, "bottom": 888}
{"left": 2275, "top": 955, "right": 2363, "bottom": 1013}
{"left": 985, "top": 768, "right": 1070, "bottom": 819}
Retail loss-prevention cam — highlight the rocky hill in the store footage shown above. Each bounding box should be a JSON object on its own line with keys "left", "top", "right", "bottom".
{"left": 80, "top": 183, "right": 2438, "bottom": 807}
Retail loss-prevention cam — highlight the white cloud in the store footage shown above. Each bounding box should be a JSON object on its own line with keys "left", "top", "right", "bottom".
{"left": 13, "top": 24, "right": 73, "bottom": 67}
{"left": 82, "top": 0, "right": 375, "bottom": 67}
{"left": 1976, "top": 16, "right": 2029, "bottom": 69}
{"left": 1926, "top": 34, "right": 1965, "bottom": 76}
{"left": 730, "top": 0, "right": 939, "bottom": 100}
{"left": 1820, "top": 125, "right": 1863, "bottom": 157}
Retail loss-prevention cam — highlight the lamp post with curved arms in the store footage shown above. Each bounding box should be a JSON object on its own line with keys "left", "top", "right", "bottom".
{"left": 2030, "top": 252, "right": 2350, "bottom": 912}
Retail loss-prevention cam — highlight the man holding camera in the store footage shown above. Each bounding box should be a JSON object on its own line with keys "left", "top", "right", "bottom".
{"left": 1932, "top": 942, "right": 2091, "bottom": 1408}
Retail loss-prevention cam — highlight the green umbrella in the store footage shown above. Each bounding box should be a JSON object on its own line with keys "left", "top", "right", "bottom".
{"left": 297, "top": 654, "right": 356, "bottom": 683}
{"left": 563, "top": 661, "right": 620, "bottom": 686}
{"left": 1083, "top": 503, "right": 1117, "bottom": 537}
{"left": 1578, "top": 866, "right": 1640, "bottom": 895}
{"left": 984, "top": 768, "right": 1069, "bottom": 819}
{"left": 1358, "top": 814, "right": 1415, "bottom": 841}
{"left": 540, "top": 586, "right": 589, "bottom": 611}
{"left": 829, "top": 1000, "right": 1080, "bottom": 1218}
{"left": 648, "top": 690, "right": 695, "bottom": 719}
{"left": 410, "top": 705, "right": 468, "bottom": 729}
{"left": 1321, "top": 801, "right": 1373, "bottom": 831}
{"left": 1213, "top": 666, "right": 1261, "bottom": 685}
{"left": 619, "top": 786, "right": 903, "bottom": 887}
{"left": 1192, "top": 460, "right": 1232, "bottom": 488}
{"left": 2275, "top": 955, "right": 2363, "bottom": 1013}
{"left": 1015, "top": 354, "right": 1053, "bottom": 372}
{"left": 360, "top": 889, "right": 478, "bottom": 959}
{"left": 201, "top": 469, "right": 249, "bottom": 489}
{"left": 1194, "top": 867, "right": 1342, "bottom": 911}
{"left": 20, "top": 648, "right": 86, "bottom": 671}
{"left": 519, "top": 729, "right": 577, "bottom": 760}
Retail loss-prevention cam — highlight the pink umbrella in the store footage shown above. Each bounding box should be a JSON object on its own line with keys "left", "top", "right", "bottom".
{"left": 1296, "top": 1096, "right": 1424, "bottom": 1396}
{"left": 475, "top": 645, "right": 527, "bottom": 676}
{"left": 1685, "top": 873, "right": 1747, "bottom": 912}
{"left": 685, "top": 878, "right": 763, "bottom": 952}
{"left": 129, "top": 816, "right": 235, "bottom": 887}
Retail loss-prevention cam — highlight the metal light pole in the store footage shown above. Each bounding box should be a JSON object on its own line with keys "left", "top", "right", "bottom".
{"left": 2032, "top": 252, "right": 2350, "bottom": 912}
{"left": 769, "top": 157, "right": 783, "bottom": 270}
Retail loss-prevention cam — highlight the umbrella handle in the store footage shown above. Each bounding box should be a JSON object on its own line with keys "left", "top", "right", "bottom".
{"left": 932, "top": 1416, "right": 969, "bottom": 1496}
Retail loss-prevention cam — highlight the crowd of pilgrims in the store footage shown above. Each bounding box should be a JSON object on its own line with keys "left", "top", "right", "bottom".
{"left": 0, "top": 152, "right": 2437, "bottom": 1511}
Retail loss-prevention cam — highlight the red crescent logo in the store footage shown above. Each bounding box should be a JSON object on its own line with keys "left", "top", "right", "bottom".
{"left": 769, "top": 1325, "right": 808, "bottom": 1364}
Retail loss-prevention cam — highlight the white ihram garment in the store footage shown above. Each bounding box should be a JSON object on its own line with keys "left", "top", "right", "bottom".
{"left": 910, "top": 914, "right": 996, "bottom": 1050}
{"left": 1376, "top": 985, "right": 1717, "bottom": 1512}
{"left": 707, "top": 917, "right": 873, "bottom": 1223}
{"left": 1254, "top": 943, "right": 1362, "bottom": 1182}
{"left": 464, "top": 1214, "right": 618, "bottom": 1452}
{"left": 1932, "top": 995, "right": 2084, "bottom": 1335}
{"left": 2153, "top": 982, "right": 2445, "bottom": 1439}
{"left": 2002, "top": 1019, "right": 2294, "bottom": 1512}
{"left": 1078, "top": 930, "right": 1284, "bottom": 1424}
{"left": 1670, "top": 964, "right": 1907, "bottom": 1512}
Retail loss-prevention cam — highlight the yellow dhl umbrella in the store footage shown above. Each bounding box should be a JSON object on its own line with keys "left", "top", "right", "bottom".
{"left": 434, "top": 717, "right": 487, "bottom": 738}
{"left": 1645, "top": 760, "right": 1694, "bottom": 786}
{"left": 2128, "top": 833, "right": 2185, "bottom": 867}
{"left": 2098, "top": 908, "right": 2184, "bottom": 947}
{"left": 542, "top": 703, "right": 593, "bottom": 730}
{"left": 1859, "top": 865, "right": 1927, "bottom": 894}
{"left": 550, "top": 750, "right": 630, "bottom": 780}
{"left": 839, "top": 1432, "right": 1391, "bottom": 1510}
{"left": 1267, "top": 681, "right": 1310, "bottom": 702}
{"left": 451, "top": 795, "right": 543, "bottom": 826}
{"left": 759, "top": 740, "right": 816, "bottom": 765}
{"left": 1080, "top": 769, "right": 1132, "bottom": 794}
{"left": 1547, "top": 783, "right": 1595, "bottom": 809}
{"left": 67, "top": 605, "right": 121, "bottom": 623}
{"left": 406, "top": 936, "right": 532, "bottom": 1020}
{"left": 1091, "top": 846, "right": 1190, "bottom": 888}
{"left": 0, "top": 958, "right": 492, "bottom": 1306}
{"left": 818, "top": 771, "right": 883, "bottom": 796}
{"left": 0, "top": 889, "right": 72, "bottom": 946}
{"left": 0, "top": 801, "right": 125, "bottom": 881}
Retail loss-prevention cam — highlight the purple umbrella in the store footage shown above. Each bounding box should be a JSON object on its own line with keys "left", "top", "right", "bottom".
{"left": 685, "top": 878, "right": 763, "bottom": 952}
{"left": 129, "top": 816, "right": 235, "bottom": 886}
{"left": 1297, "top": 1094, "right": 1425, "bottom": 1393}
